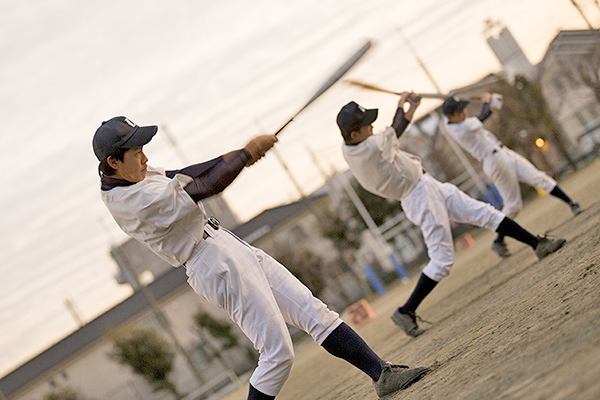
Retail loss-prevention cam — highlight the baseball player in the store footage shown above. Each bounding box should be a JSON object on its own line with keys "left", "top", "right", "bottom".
{"left": 443, "top": 94, "right": 581, "bottom": 257}
{"left": 93, "top": 117, "right": 429, "bottom": 399}
{"left": 337, "top": 93, "right": 566, "bottom": 338}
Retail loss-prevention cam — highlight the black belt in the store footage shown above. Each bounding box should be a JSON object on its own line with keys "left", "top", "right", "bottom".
{"left": 202, "top": 216, "right": 220, "bottom": 239}
{"left": 491, "top": 144, "right": 504, "bottom": 154}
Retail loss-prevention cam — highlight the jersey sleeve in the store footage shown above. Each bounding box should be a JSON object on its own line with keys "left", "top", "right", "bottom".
{"left": 477, "top": 102, "right": 492, "bottom": 122}
{"left": 165, "top": 149, "right": 251, "bottom": 202}
{"left": 376, "top": 126, "right": 401, "bottom": 164}
{"left": 391, "top": 107, "right": 410, "bottom": 138}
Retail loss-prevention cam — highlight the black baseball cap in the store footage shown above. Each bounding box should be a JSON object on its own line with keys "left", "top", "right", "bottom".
{"left": 442, "top": 96, "right": 469, "bottom": 115}
{"left": 336, "top": 101, "right": 378, "bottom": 141}
{"left": 92, "top": 116, "right": 158, "bottom": 161}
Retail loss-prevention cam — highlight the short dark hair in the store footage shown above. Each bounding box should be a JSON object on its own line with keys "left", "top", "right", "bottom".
{"left": 98, "top": 147, "right": 128, "bottom": 177}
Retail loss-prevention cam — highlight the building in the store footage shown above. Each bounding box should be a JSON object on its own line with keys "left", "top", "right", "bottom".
{"left": 534, "top": 29, "right": 600, "bottom": 159}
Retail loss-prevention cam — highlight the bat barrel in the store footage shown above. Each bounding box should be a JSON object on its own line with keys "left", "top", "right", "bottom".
{"left": 415, "top": 93, "right": 447, "bottom": 99}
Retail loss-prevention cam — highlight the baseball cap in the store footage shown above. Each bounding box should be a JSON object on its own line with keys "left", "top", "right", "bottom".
{"left": 442, "top": 96, "right": 469, "bottom": 115}
{"left": 336, "top": 101, "right": 378, "bottom": 141}
{"left": 92, "top": 116, "right": 158, "bottom": 161}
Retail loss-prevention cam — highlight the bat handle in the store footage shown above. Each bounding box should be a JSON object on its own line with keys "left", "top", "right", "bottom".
{"left": 412, "top": 95, "right": 422, "bottom": 102}
{"left": 274, "top": 118, "right": 294, "bottom": 136}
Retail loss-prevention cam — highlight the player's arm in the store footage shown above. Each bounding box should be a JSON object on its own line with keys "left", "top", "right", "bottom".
{"left": 391, "top": 92, "right": 420, "bottom": 138}
{"left": 477, "top": 92, "right": 492, "bottom": 122}
{"left": 165, "top": 135, "right": 277, "bottom": 201}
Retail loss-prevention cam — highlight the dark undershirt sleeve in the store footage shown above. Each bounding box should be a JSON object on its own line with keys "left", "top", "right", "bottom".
{"left": 477, "top": 102, "right": 492, "bottom": 122}
{"left": 391, "top": 107, "right": 410, "bottom": 138}
{"left": 166, "top": 149, "right": 251, "bottom": 202}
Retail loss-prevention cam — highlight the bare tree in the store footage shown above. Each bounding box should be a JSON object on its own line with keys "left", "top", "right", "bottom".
{"left": 489, "top": 75, "right": 577, "bottom": 170}
{"left": 563, "top": 39, "right": 600, "bottom": 105}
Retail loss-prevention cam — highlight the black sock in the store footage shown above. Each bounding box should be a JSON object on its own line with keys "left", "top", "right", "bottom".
{"left": 321, "top": 322, "right": 383, "bottom": 381}
{"left": 550, "top": 185, "right": 575, "bottom": 205}
{"left": 248, "top": 384, "right": 275, "bottom": 400}
{"left": 494, "top": 233, "right": 506, "bottom": 244}
{"left": 496, "top": 217, "right": 538, "bottom": 249}
{"left": 398, "top": 273, "right": 438, "bottom": 314}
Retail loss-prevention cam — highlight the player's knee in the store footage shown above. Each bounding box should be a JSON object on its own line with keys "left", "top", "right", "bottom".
{"left": 423, "top": 260, "right": 453, "bottom": 281}
{"left": 274, "top": 344, "right": 295, "bottom": 371}
{"left": 503, "top": 200, "right": 522, "bottom": 219}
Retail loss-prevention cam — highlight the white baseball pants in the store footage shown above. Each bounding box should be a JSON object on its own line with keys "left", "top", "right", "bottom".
{"left": 483, "top": 148, "right": 557, "bottom": 219}
{"left": 184, "top": 225, "right": 342, "bottom": 396}
{"left": 401, "top": 174, "right": 505, "bottom": 282}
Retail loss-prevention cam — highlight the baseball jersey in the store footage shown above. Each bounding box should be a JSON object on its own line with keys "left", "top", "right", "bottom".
{"left": 101, "top": 165, "right": 207, "bottom": 267}
{"left": 342, "top": 126, "right": 423, "bottom": 200}
{"left": 444, "top": 116, "right": 502, "bottom": 162}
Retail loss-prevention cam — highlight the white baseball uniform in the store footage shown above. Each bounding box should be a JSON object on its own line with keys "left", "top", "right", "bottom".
{"left": 102, "top": 166, "right": 342, "bottom": 396}
{"left": 444, "top": 116, "right": 557, "bottom": 219}
{"left": 343, "top": 126, "right": 504, "bottom": 282}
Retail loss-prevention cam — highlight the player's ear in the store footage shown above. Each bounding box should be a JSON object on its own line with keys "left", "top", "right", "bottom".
{"left": 349, "top": 129, "right": 360, "bottom": 142}
{"left": 107, "top": 156, "right": 120, "bottom": 170}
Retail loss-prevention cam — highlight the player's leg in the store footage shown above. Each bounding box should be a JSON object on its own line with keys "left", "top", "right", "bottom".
{"left": 249, "top": 236, "right": 429, "bottom": 397}
{"left": 393, "top": 176, "right": 455, "bottom": 336}
{"left": 483, "top": 153, "right": 522, "bottom": 256}
{"left": 437, "top": 176, "right": 566, "bottom": 259}
{"left": 184, "top": 230, "right": 295, "bottom": 399}
{"left": 511, "top": 150, "right": 581, "bottom": 215}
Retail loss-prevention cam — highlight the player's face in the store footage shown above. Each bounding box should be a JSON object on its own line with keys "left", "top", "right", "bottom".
{"left": 109, "top": 147, "right": 148, "bottom": 182}
{"left": 447, "top": 110, "right": 466, "bottom": 123}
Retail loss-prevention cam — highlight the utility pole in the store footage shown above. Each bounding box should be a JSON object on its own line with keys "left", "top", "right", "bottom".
{"left": 254, "top": 120, "right": 318, "bottom": 214}
{"left": 115, "top": 253, "right": 207, "bottom": 385}
{"left": 570, "top": 0, "right": 595, "bottom": 29}
{"left": 307, "top": 145, "right": 408, "bottom": 278}
{"left": 65, "top": 297, "right": 86, "bottom": 327}
{"left": 397, "top": 27, "right": 490, "bottom": 197}
{"left": 161, "top": 124, "right": 191, "bottom": 164}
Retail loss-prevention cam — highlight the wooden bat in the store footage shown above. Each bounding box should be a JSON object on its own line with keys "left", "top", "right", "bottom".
{"left": 274, "top": 40, "right": 372, "bottom": 136}
{"left": 345, "top": 79, "right": 484, "bottom": 101}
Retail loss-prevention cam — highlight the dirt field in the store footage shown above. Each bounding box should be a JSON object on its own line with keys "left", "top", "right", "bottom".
{"left": 221, "top": 160, "right": 600, "bottom": 400}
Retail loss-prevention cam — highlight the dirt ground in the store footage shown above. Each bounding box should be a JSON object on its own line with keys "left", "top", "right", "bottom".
{"left": 221, "top": 159, "right": 600, "bottom": 400}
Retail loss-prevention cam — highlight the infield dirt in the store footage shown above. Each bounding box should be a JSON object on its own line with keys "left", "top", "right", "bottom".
{"left": 221, "top": 159, "right": 600, "bottom": 400}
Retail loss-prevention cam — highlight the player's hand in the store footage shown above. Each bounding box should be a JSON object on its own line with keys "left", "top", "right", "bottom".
{"left": 244, "top": 134, "right": 278, "bottom": 166}
{"left": 481, "top": 92, "right": 492, "bottom": 103}
{"left": 398, "top": 91, "right": 411, "bottom": 107}
{"left": 407, "top": 92, "right": 421, "bottom": 106}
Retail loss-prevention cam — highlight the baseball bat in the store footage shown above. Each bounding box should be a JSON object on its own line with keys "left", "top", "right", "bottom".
{"left": 273, "top": 40, "right": 372, "bottom": 136}
{"left": 345, "top": 79, "right": 483, "bottom": 101}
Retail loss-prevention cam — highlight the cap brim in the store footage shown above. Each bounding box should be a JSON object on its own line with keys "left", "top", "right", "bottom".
{"left": 122, "top": 125, "right": 158, "bottom": 149}
{"left": 455, "top": 100, "right": 469, "bottom": 112}
{"left": 360, "top": 108, "right": 378, "bottom": 127}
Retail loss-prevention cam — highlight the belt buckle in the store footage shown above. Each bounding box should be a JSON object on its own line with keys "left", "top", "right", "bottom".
{"left": 207, "top": 216, "right": 220, "bottom": 230}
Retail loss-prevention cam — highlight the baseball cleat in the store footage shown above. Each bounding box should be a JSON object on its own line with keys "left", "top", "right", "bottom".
{"left": 373, "top": 361, "right": 430, "bottom": 398}
{"left": 570, "top": 203, "right": 583, "bottom": 216}
{"left": 391, "top": 309, "right": 427, "bottom": 337}
{"left": 491, "top": 240, "right": 511, "bottom": 258}
{"left": 534, "top": 235, "right": 566, "bottom": 260}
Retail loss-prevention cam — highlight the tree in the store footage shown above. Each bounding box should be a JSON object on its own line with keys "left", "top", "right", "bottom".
{"left": 109, "top": 327, "right": 183, "bottom": 399}
{"left": 490, "top": 75, "right": 577, "bottom": 170}
{"left": 318, "top": 180, "right": 402, "bottom": 251}
{"left": 193, "top": 311, "right": 243, "bottom": 384}
{"left": 561, "top": 36, "right": 600, "bottom": 105}
{"left": 271, "top": 244, "right": 327, "bottom": 297}
{"left": 193, "top": 311, "right": 238, "bottom": 350}
{"left": 43, "top": 387, "right": 85, "bottom": 400}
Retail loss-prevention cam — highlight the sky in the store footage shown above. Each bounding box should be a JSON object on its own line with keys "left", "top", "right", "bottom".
{"left": 1, "top": 0, "right": 599, "bottom": 377}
